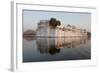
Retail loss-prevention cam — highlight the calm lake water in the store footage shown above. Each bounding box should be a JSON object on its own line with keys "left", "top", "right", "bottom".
{"left": 23, "top": 37, "right": 91, "bottom": 62}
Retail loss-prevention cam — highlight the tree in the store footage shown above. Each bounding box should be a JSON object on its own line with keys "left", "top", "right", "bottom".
{"left": 67, "top": 24, "right": 72, "bottom": 31}
{"left": 67, "top": 24, "right": 71, "bottom": 27}
{"left": 49, "top": 17, "right": 61, "bottom": 28}
{"left": 87, "top": 32, "right": 91, "bottom": 38}
{"left": 49, "top": 18, "right": 56, "bottom": 27}
{"left": 56, "top": 20, "right": 61, "bottom": 26}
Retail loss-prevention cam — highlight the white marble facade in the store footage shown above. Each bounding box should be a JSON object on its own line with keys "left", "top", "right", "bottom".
{"left": 36, "top": 20, "right": 87, "bottom": 37}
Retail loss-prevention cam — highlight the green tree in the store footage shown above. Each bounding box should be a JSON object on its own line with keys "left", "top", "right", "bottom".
{"left": 56, "top": 20, "right": 61, "bottom": 26}
{"left": 49, "top": 18, "right": 61, "bottom": 28}
{"left": 49, "top": 18, "right": 56, "bottom": 27}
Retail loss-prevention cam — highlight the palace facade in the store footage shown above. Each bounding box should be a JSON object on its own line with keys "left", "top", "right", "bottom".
{"left": 36, "top": 20, "right": 87, "bottom": 37}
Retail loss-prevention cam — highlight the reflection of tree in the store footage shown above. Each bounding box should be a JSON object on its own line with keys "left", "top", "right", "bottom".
{"left": 23, "top": 36, "right": 36, "bottom": 41}
{"left": 49, "top": 46, "right": 60, "bottom": 55}
{"left": 37, "top": 46, "right": 60, "bottom": 55}
{"left": 36, "top": 38, "right": 61, "bottom": 55}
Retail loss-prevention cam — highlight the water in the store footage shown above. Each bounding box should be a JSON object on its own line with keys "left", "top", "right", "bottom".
{"left": 23, "top": 36, "right": 91, "bottom": 62}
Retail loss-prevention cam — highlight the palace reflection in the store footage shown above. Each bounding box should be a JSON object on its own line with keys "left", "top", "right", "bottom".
{"left": 36, "top": 38, "right": 60, "bottom": 55}
{"left": 24, "top": 36, "right": 89, "bottom": 55}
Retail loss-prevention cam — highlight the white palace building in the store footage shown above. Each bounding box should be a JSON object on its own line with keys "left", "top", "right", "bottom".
{"left": 36, "top": 20, "right": 88, "bottom": 38}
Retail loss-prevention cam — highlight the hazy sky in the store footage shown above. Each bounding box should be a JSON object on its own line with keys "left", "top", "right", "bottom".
{"left": 23, "top": 10, "right": 91, "bottom": 32}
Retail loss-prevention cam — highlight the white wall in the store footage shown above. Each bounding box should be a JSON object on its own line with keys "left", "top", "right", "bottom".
{"left": 0, "top": 0, "right": 100, "bottom": 73}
